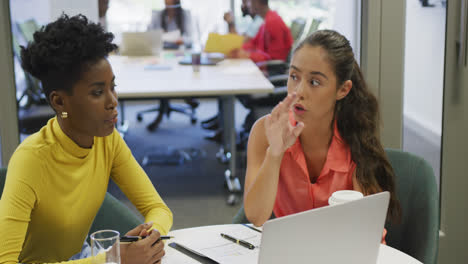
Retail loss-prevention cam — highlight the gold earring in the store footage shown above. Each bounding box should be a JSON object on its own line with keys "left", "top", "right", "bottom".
{"left": 61, "top": 112, "right": 68, "bottom": 119}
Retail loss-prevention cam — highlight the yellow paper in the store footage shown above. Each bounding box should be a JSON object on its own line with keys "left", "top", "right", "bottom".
{"left": 204, "top": 33, "right": 244, "bottom": 55}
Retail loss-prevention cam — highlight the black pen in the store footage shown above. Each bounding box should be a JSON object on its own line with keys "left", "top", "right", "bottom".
{"left": 120, "top": 235, "right": 174, "bottom": 243}
{"left": 220, "top": 233, "right": 255, "bottom": 250}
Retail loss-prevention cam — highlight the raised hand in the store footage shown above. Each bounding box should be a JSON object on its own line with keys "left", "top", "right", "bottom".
{"left": 223, "top": 12, "right": 234, "bottom": 24}
{"left": 264, "top": 93, "right": 304, "bottom": 156}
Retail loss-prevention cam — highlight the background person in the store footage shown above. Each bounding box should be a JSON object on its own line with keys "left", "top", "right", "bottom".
{"left": 147, "top": 0, "right": 199, "bottom": 111}
{"left": 223, "top": 0, "right": 263, "bottom": 43}
{"left": 229, "top": 0, "right": 293, "bottom": 63}
{"left": 148, "top": 0, "right": 193, "bottom": 46}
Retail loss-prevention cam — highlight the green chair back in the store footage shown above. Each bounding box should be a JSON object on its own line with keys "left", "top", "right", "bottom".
{"left": 89, "top": 193, "right": 143, "bottom": 237}
{"left": 305, "top": 18, "right": 322, "bottom": 37}
{"left": 0, "top": 167, "right": 141, "bottom": 239}
{"left": 233, "top": 149, "right": 439, "bottom": 264}
{"left": 384, "top": 149, "right": 439, "bottom": 264}
{"left": 290, "top": 18, "right": 306, "bottom": 43}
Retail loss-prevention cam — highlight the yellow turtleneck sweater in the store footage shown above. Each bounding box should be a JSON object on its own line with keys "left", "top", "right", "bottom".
{"left": 0, "top": 117, "right": 173, "bottom": 264}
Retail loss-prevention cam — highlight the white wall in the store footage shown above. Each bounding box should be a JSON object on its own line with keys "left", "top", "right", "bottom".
{"left": 403, "top": 0, "right": 445, "bottom": 140}
{"left": 333, "top": 0, "right": 360, "bottom": 60}
{"left": 10, "top": 0, "right": 98, "bottom": 26}
{"left": 106, "top": 0, "right": 230, "bottom": 46}
{"left": 9, "top": 0, "right": 50, "bottom": 25}
{"left": 49, "top": 0, "right": 98, "bottom": 23}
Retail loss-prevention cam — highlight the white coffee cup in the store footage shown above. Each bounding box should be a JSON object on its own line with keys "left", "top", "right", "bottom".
{"left": 328, "top": 190, "right": 364, "bottom": 205}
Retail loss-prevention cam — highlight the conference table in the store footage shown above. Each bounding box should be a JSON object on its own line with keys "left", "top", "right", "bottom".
{"left": 161, "top": 224, "right": 423, "bottom": 264}
{"left": 109, "top": 53, "right": 274, "bottom": 204}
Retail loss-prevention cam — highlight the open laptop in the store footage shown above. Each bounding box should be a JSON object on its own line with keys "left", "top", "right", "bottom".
{"left": 258, "top": 192, "right": 390, "bottom": 264}
{"left": 119, "top": 30, "right": 163, "bottom": 56}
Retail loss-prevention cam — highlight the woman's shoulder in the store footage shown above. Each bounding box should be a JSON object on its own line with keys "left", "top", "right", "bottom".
{"left": 248, "top": 115, "right": 269, "bottom": 147}
{"left": 15, "top": 127, "right": 55, "bottom": 157}
{"left": 251, "top": 115, "right": 267, "bottom": 133}
{"left": 7, "top": 135, "right": 48, "bottom": 182}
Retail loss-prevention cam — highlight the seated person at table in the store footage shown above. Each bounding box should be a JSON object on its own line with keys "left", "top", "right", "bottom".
{"left": 229, "top": 0, "right": 293, "bottom": 63}
{"left": 223, "top": 0, "right": 263, "bottom": 43}
{"left": 148, "top": 0, "right": 192, "bottom": 47}
{"left": 147, "top": 0, "right": 198, "bottom": 110}
{"left": 243, "top": 30, "right": 401, "bottom": 241}
{"left": 0, "top": 14, "right": 172, "bottom": 264}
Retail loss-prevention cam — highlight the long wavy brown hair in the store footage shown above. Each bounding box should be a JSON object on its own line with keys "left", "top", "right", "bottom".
{"left": 294, "top": 30, "right": 401, "bottom": 222}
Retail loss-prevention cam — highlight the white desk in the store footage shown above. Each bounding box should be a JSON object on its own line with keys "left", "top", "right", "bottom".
{"left": 110, "top": 55, "right": 274, "bottom": 202}
{"left": 162, "top": 224, "right": 423, "bottom": 264}
{"left": 111, "top": 55, "right": 274, "bottom": 98}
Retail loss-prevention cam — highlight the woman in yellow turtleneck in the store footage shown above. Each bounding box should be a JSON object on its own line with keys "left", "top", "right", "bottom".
{"left": 0, "top": 14, "right": 172, "bottom": 264}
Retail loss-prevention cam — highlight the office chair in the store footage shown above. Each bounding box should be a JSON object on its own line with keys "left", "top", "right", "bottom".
{"left": 232, "top": 149, "right": 439, "bottom": 264}
{"left": 136, "top": 98, "right": 198, "bottom": 131}
{"left": 305, "top": 18, "right": 322, "bottom": 39}
{"left": 384, "top": 149, "right": 439, "bottom": 264}
{"left": 0, "top": 167, "right": 142, "bottom": 242}
{"left": 88, "top": 192, "right": 143, "bottom": 237}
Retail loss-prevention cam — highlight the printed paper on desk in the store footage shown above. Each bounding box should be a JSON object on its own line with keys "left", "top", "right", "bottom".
{"left": 162, "top": 244, "right": 200, "bottom": 264}
{"left": 204, "top": 33, "right": 244, "bottom": 55}
{"left": 169, "top": 225, "right": 261, "bottom": 264}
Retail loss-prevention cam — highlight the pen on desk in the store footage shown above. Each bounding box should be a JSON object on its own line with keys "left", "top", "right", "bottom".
{"left": 220, "top": 233, "right": 255, "bottom": 250}
{"left": 120, "top": 235, "right": 174, "bottom": 243}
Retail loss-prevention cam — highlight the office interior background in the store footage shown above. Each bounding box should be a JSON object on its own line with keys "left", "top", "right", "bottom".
{"left": 0, "top": 0, "right": 467, "bottom": 262}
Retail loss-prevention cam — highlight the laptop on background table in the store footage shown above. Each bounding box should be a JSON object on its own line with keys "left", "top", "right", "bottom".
{"left": 119, "top": 29, "right": 163, "bottom": 56}
{"left": 258, "top": 192, "right": 390, "bottom": 264}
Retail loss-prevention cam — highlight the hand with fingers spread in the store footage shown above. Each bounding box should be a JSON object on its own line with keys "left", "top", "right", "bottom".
{"left": 120, "top": 222, "right": 165, "bottom": 264}
{"left": 264, "top": 93, "right": 304, "bottom": 157}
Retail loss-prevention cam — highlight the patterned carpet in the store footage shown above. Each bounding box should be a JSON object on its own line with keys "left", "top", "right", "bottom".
{"left": 107, "top": 98, "right": 249, "bottom": 230}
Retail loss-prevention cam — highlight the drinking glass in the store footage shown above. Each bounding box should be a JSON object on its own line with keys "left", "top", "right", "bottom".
{"left": 90, "top": 230, "right": 120, "bottom": 264}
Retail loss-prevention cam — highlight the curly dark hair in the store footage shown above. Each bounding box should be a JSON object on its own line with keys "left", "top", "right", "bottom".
{"left": 294, "top": 30, "right": 401, "bottom": 223}
{"left": 20, "top": 14, "right": 118, "bottom": 103}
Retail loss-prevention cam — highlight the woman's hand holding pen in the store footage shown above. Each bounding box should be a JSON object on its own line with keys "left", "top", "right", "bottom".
{"left": 120, "top": 222, "right": 165, "bottom": 264}
{"left": 265, "top": 93, "right": 304, "bottom": 157}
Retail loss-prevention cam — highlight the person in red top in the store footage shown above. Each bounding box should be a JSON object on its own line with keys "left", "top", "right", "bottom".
{"left": 244, "top": 30, "right": 401, "bottom": 236}
{"left": 229, "top": 0, "right": 293, "bottom": 63}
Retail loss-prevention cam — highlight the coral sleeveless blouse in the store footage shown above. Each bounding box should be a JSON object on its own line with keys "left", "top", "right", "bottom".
{"left": 273, "top": 119, "right": 357, "bottom": 217}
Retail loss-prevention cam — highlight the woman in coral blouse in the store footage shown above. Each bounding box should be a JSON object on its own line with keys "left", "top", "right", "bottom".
{"left": 243, "top": 30, "right": 400, "bottom": 232}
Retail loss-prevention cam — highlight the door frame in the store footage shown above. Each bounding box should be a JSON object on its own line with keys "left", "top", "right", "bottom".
{"left": 361, "top": 0, "right": 405, "bottom": 149}
{"left": 438, "top": 0, "right": 468, "bottom": 262}
{"left": 0, "top": 0, "right": 19, "bottom": 167}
